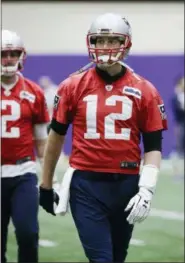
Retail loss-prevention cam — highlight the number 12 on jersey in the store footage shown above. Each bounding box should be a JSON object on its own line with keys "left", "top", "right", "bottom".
{"left": 1, "top": 100, "right": 21, "bottom": 138}
{"left": 83, "top": 94, "right": 133, "bottom": 140}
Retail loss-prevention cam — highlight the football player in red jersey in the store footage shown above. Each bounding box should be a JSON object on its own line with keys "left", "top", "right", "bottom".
{"left": 1, "top": 30, "right": 50, "bottom": 263}
{"left": 40, "top": 13, "right": 168, "bottom": 262}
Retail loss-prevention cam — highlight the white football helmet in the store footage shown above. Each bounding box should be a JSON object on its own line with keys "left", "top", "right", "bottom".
{"left": 1, "top": 29, "right": 26, "bottom": 76}
{"left": 87, "top": 13, "right": 132, "bottom": 66}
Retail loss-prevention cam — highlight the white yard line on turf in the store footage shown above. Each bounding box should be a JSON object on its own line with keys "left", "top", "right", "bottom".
{"left": 150, "top": 208, "right": 184, "bottom": 221}
{"left": 39, "top": 239, "right": 58, "bottom": 247}
{"left": 39, "top": 238, "right": 146, "bottom": 247}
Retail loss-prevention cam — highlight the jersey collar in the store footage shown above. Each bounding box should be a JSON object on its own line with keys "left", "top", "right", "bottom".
{"left": 95, "top": 65, "right": 127, "bottom": 84}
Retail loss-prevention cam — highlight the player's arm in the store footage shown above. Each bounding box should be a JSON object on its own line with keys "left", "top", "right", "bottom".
{"left": 41, "top": 120, "right": 69, "bottom": 189}
{"left": 139, "top": 130, "right": 162, "bottom": 193}
{"left": 125, "top": 131, "right": 163, "bottom": 225}
{"left": 33, "top": 123, "right": 48, "bottom": 166}
{"left": 125, "top": 83, "right": 168, "bottom": 224}
{"left": 142, "top": 129, "right": 162, "bottom": 168}
{"left": 139, "top": 85, "right": 168, "bottom": 191}
{"left": 32, "top": 86, "right": 50, "bottom": 166}
{"left": 39, "top": 82, "right": 72, "bottom": 216}
{"left": 143, "top": 151, "right": 161, "bottom": 168}
{"left": 39, "top": 119, "right": 70, "bottom": 216}
{"left": 133, "top": 130, "right": 162, "bottom": 203}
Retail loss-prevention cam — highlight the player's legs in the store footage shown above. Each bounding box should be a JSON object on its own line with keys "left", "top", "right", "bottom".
{"left": 1, "top": 178, "right": 12, "bottom": 263}
{"left": 109, "top": 175, "right": 139, "bottom": 262}
{"left": 11, "top": 173, "right": 39, "bottom": 263}
{"left": 109, "top": 209, "right": 134, "bottom": 262}
{"left": 69, "top": 170, "right": 113, "bottom": 262}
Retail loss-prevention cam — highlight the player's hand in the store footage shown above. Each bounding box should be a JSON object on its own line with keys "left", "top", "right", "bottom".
{"left": 125, "top": 187, "right": 153, "bottom": 224}
{"left": 39, "top": 186, "right": 59, "bottom": 216}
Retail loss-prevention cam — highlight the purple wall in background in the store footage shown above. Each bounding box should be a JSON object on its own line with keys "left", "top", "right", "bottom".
{"left": 23, "top": 55, "right": 184, "bottom": 158}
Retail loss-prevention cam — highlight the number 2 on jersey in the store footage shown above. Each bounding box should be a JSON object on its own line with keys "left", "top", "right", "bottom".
{"left": 83, "top": 95, "right": 133, "bottom": 140}
{"left": 1, "top": 100, "right": 21, "bottom": 138}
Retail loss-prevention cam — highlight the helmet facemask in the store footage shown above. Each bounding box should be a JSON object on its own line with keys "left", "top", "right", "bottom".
{"left": 1, "top": 48, "right": 26, "bottom": 77}
{"left": 87, "top": 32, "right": 132, "bottom": 68}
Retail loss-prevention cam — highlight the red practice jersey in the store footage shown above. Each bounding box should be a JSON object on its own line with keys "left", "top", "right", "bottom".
{"left": 53, "top": 68, "right": 168, "bottom": 174}
{"left": 1, "top": 76, "right": 50, "bottom": 165}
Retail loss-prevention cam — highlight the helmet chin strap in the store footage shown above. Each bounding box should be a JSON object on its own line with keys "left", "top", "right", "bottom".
{"left": 70, "top": 57, "right": 134, "bottom": 76}
{"left": 97, "top": 60, "right": 134, "bottom": 74}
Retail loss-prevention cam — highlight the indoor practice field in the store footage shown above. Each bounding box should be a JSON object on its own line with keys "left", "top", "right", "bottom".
{"left": 6, "top": 158, "right": 184, "bottom": 262}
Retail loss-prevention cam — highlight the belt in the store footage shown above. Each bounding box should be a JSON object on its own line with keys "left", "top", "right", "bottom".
{"left": 75, "top": 170, "right": 137, "bottom": 182}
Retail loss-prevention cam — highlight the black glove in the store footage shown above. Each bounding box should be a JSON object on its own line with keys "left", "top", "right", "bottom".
{"left": 39, "top": 186, "right": 59, "bottom": 216}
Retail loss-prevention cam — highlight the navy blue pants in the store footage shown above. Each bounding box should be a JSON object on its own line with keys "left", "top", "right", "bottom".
{"left": 1, "top": 173, "right": 39, "bottom": 263}
{"left": 70, "top": 170, "right": 139, "bottom": 263}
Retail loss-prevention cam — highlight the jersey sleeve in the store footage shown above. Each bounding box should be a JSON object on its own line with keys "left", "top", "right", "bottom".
{"left": 52, "top": 80, "right": 74, "bottom": 124}
{"left": 33, "top": 86, "right": 50, "bottom": 124}
{"left": 139, "top": 82, "right": 168, "bottom": 132}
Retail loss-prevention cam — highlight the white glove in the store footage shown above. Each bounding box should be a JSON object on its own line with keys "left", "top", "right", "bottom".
{"left": 125, "top": 187, "right": 153, "bottom": 224}
{"left": 125, "top": 164, "right": 159, "bottom": 225}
